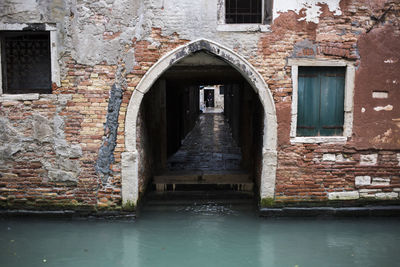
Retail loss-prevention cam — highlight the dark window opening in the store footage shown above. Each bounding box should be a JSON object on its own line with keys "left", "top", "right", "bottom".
{"left": 219, "top": 85, "right": 225, "bottom": 95}
{"left": 297, "top": 67, "right": 345, "bottom": 137}
{"left": 1, "top": 31, "right": 51, "bottom": 94}
{"left": 225, "top": 0, "right": 272, "bottom": 24}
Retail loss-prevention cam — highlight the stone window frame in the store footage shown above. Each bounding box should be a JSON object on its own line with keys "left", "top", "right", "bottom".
{"left": 0, "top": 23, "right": 60, "bottom": 100}
{"left": 288, "top": 58, "right": 355, "bottom": 144}
{"left": 216, "top": 0, "right": 272, "bottom": 32}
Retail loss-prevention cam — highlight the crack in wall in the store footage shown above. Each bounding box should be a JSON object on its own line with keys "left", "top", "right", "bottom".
{"left": 367, "top": 4, "right": 395, "bottom": 33}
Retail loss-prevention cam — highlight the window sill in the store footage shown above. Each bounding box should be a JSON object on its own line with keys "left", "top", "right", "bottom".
{"left": 290, "top": 136, "right": 348, "bottom": 144}
{"left": 216, "top": 24, "right": 270, "bottom": 32}
{"left": 0, "top": 93, "right": 40, "bottom": 102}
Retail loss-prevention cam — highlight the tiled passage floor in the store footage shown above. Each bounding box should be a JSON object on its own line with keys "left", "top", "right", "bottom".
{"left": 167, "top": 113, "right": 242, "bottom": 172}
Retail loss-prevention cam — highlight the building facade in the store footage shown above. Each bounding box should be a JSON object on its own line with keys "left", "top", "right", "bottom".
{"left": 0, "top": 0, "right": 399, "bottom": 211}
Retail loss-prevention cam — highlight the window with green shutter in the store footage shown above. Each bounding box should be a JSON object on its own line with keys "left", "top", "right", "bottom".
{"left": 297, "top": 67, "right": 345, "bottom": 136}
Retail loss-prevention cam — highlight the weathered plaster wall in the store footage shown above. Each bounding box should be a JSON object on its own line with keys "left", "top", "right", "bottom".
{"left": 353, "top": 24, "right": 400, "bottom": 149}
{"left": 0, "top": 0, "right": 399, "bottom": 210}
{"left": 273, "top": 0, "right": 343, "bottom": 23}
{"left": 270, "top": 0, "right": 400, "bottom": 203}
{"left": 0, "top": 94, "right": 88, "bottom": 208}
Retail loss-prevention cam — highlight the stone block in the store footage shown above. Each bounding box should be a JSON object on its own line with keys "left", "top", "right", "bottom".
{"left": 335, "top": 154, "right": 349, "bottom": 162}
{"left": 359, "top": 188, "right": 380, "bottom": 198}
{"left": 371, "top": 177, "right": 390, "bottom": 186}
{"left": 372, "top": 92, "right": 388, "bottom": 99}
{"left": 360, "top": 154, "right": 378, "bottom": 166}
{"left": 375, "top": 192, "right": 398, "bottom": 199}
{"left": 373, "top": 105, "right": 393, "bottom": 111}
{"left": 360, "top": 193, "right": 377, "bottom": 198}
{"left": 355, "top": 176, "right": 371, "bottom": 186}
{"left": 328, "top": 191, "right": 359, "bottom": 200}
{"left": 48, "top": 170, "right": 78, "bottom": 182}
{"left": 322, "top": 153, "right": 336, "bottom": 161}
{"left": 359, "top": 189, "right": 380, "bottom": 193}
{"left": 0, "top": 94, "right": 39, "bottom": 101}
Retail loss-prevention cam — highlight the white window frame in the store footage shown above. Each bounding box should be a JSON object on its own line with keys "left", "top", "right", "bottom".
{"left": 217, "top": 0, "right": 272, "bottom": 32}
{"left": 288, "top": 58, "right": 355, "bottom": 144}
{"left": 0, "top": 23, "right": 60, "bottom": 99}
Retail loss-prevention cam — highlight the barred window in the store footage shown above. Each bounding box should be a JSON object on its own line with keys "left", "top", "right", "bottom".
{"left": 225, "top": 0, "right": 272, "bottom": 24}
{"left": 1, "top": 31, "right": 51, "bottom": 94}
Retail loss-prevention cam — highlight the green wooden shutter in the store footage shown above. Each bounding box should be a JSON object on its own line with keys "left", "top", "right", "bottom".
{"left": 319, "top": 68, "right": 345, "bottom": 136}
{"left": 297, "top": 67, "right": 345, "bottom": 136}
{"left": 297, "top": 68, "right": 320, "bottom": 136}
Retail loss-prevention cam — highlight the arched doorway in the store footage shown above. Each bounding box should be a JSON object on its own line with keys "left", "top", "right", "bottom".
{"left": 122, "top": 39, "right": 277, "bottom": 207}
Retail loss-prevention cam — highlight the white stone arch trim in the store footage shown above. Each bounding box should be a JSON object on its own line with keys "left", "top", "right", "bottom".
{"left": 122, "top": 39, "right": 277, "bottom": 206}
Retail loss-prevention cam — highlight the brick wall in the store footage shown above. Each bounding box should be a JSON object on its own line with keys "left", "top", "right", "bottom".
{"left": 266, "top": 1, "right": 400, "bottom": 203}
{"left": 0, "top": 0, "right": 399, "bottom": 210}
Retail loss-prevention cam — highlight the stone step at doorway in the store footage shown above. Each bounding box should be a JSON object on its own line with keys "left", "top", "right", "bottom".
{"left": 153, "top": 170, "right": 253, "bottom": 192}
{"left": 144, "top": 190, "right": 255, "bottom": 208}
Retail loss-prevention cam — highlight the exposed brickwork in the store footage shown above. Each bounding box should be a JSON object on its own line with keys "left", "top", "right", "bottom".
{"left": 276, "top": 146, "right": 400, "bottom": 202}
{"left": 270, "top": 1, "right": 400, "bottom": 202}
{"left": 0, "top": 0, "right": 399, "bottom": 210}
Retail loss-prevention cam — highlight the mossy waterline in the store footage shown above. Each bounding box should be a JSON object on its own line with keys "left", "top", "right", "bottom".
{"left": 260, "top": 197, "right": 275, "bottom": 207}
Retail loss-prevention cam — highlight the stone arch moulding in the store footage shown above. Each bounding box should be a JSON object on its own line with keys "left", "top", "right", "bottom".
{"left": 122, "top": 39, "right": 277, "bottom": 207}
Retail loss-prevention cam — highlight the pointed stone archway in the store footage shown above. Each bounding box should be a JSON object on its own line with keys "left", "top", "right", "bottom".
{"left": 122, "top": 39, "right": 277, "bottom": 207}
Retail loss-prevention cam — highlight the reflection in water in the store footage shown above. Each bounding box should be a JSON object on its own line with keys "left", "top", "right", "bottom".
{"left": 1, "top": 205, "right": 400, "bottom": 267}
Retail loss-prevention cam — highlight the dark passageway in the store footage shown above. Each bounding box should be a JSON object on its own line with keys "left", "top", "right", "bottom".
{"left": 137, "top": 51, "right": 265, "bottom": 202}
{"left": 167, "top": 112, "right": 242, "bottom": 172}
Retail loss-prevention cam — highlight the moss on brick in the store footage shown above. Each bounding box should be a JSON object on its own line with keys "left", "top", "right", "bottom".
{"left": 260, "top": 197, "right": 275, "bottom": 208}
{"left": 122, "top": 200, "right": 136, "bottom": 212}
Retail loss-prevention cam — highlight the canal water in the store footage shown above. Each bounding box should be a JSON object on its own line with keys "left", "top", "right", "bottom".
{"left": 1, "top": 204, "right": 400, "bottom": 267}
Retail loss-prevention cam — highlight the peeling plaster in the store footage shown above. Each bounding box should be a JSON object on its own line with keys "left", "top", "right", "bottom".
{"left": 1, "top": 0, "right": 272, "bottom": 66}
{"left": 384, "top": 58, "right": 398, "bottom": 63}
{"left": 372, "top": 128, "right": 393, "bottom": 144}
{"left": 274, "top": 0, "right": 342, "bottom": 23}
{"left": 374, "top": 105, "right": 393, "bottom": 111}
{"left": 0, "top": 95, "right": 82, "bottom": 183}
{"left": 69, "top": 0, "right": 142, "bottom": 65}
{"left": 393, "top": 118, "right": 400, "bottom": 128}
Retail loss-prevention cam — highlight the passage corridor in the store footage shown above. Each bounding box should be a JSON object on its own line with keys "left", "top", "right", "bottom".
{"left": 167, "top": 112, "right": 242, "bottom": 172}
{"left": 152, "top": 110, "right": 254, "bottom": 195}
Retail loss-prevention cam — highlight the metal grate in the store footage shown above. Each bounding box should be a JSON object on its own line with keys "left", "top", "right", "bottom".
{"left": 1, "top": 31, "right": 51, "bottom": 94}
{"left": 226, "top": 0, "right": 262, "bottom": 24}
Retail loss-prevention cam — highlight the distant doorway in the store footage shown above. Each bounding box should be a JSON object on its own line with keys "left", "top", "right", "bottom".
{"left": 204, "top": 89, "right": 214, "bottom": 107}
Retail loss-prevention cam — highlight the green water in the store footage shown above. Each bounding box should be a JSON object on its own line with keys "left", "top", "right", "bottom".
{"left": 1, "top": 204, "right": 400, "bottom": 267}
